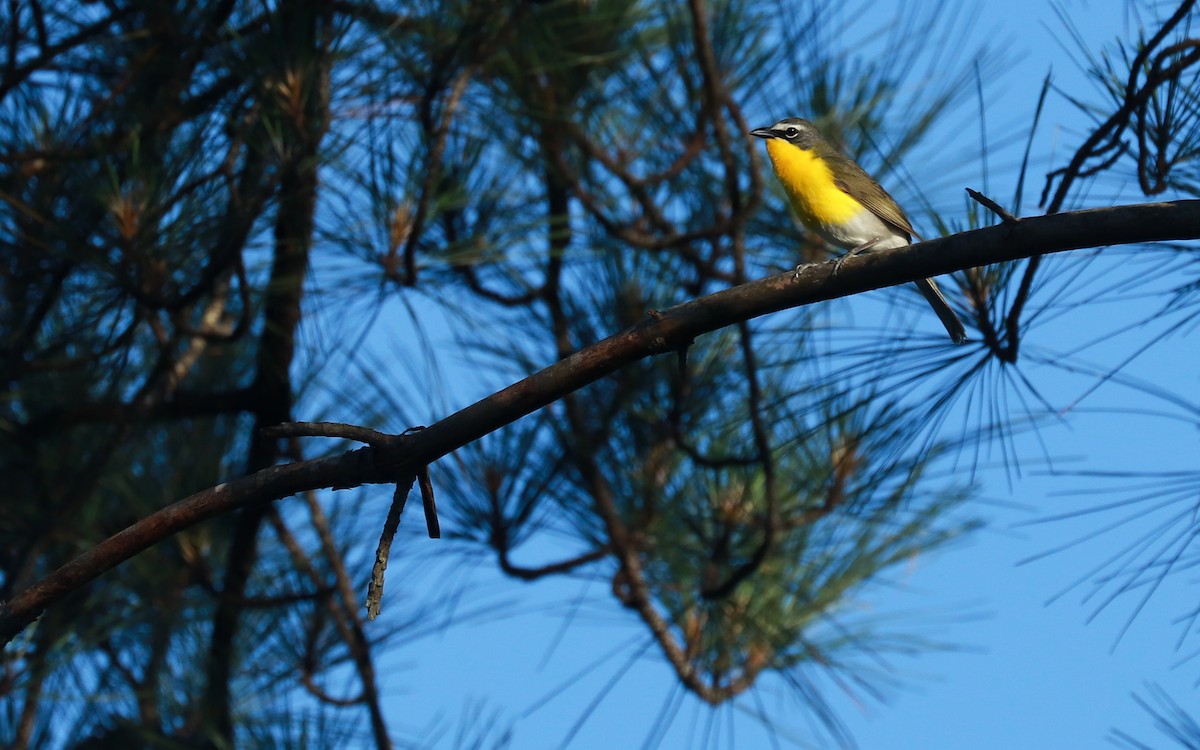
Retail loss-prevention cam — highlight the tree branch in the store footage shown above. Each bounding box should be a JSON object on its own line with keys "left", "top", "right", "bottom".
{"left": 3, "top": 200, "right": 1199, "bottom": 645}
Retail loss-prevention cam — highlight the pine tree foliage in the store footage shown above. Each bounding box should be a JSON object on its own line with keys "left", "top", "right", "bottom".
{"left": 3, "top": 1, "right": 1200, "bottom": 748}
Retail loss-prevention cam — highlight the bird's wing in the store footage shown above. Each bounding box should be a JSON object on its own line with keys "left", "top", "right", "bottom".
{"left": 831, "top": 153, "right": 922, "bottom": 241}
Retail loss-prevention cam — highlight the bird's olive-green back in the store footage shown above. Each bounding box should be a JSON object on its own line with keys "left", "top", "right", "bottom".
{"left": 816, "top": 140, "right": 919, "bottom": 241}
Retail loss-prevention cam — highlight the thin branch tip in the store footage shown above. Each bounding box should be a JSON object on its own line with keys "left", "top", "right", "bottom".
{"left": 966, "top": 188, "right": 1019, "bottom": 224}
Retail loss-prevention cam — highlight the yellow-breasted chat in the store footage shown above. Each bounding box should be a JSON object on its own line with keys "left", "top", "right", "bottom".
{"left": 750, "top": 118, "right": 967, "bottom": 344}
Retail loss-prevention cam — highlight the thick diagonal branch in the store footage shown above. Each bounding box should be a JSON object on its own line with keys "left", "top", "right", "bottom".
{"left": 3, "top": 200, "right": 1199, "bottom": 645}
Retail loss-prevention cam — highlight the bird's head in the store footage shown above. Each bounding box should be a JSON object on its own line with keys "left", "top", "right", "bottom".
{"left": 749, "top": 118, "right": 824, "bottom": 151}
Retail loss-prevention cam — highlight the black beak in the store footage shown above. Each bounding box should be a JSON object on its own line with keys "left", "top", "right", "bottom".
{"left": 749, "top": 127, "right": 776, "bottom": 139}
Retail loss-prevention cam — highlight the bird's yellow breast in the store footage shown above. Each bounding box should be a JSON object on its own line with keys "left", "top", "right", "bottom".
{"left": 764, "top": 139, "right": 863, "bottom": 229}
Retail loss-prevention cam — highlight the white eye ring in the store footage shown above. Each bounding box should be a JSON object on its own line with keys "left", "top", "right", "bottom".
{"left": 784, "top": 127, "right": 799, "bottom": 137}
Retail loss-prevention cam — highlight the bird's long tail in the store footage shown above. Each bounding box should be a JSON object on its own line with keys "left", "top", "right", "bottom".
{"left": 914, "top": 278, "right": 968, "bottom": 344}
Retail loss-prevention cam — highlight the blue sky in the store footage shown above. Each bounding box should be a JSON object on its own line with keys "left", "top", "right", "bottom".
{"left": 339, "top": 2, "right": 1200, "bottom": 748}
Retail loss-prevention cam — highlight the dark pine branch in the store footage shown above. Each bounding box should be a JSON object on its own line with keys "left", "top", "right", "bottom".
{"left": 2, "top": 199, "right": 1200, "bottom": 645}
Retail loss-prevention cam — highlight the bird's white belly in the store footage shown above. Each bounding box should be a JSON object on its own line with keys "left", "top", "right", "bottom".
{"left": 815, "top": 208, "right": 909, "bottom": 251}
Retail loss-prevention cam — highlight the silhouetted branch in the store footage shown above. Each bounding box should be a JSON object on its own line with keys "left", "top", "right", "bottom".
{"left": 497, "top": 546, "right": 612, "bottom": 581}
{"left": 1009, "top": 0, "right": 1200, "bottom": 368}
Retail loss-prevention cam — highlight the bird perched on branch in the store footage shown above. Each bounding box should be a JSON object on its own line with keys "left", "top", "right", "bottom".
{"left": 750, "top": 117, "right": 967, "bottom": 344}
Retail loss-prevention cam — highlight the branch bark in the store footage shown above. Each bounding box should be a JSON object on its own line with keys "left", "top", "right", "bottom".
{"left": 3, "top": 199, "right": 1199, "bottom": 645}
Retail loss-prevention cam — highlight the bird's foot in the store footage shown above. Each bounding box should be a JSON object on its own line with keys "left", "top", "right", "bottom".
{"left": 791, "top": 262, "right": 815, "bottom": 281}
{"left": 831, "top": 238, "right": 882, "bottom": 277}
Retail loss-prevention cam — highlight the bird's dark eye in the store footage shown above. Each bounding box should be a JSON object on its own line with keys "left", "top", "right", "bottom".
{"left": 784, "top": 126, "right": 799, "bottom": 138}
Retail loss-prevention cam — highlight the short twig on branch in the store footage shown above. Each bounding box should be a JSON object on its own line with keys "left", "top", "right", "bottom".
{"left": 417, "top": 466, "right": 440, "bottom": 539}
{"left": 366, "top": 477, "right": 417, "bottom": 620}
{"left": 966, "top": 188, "right": 1019, "bottom": 224}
